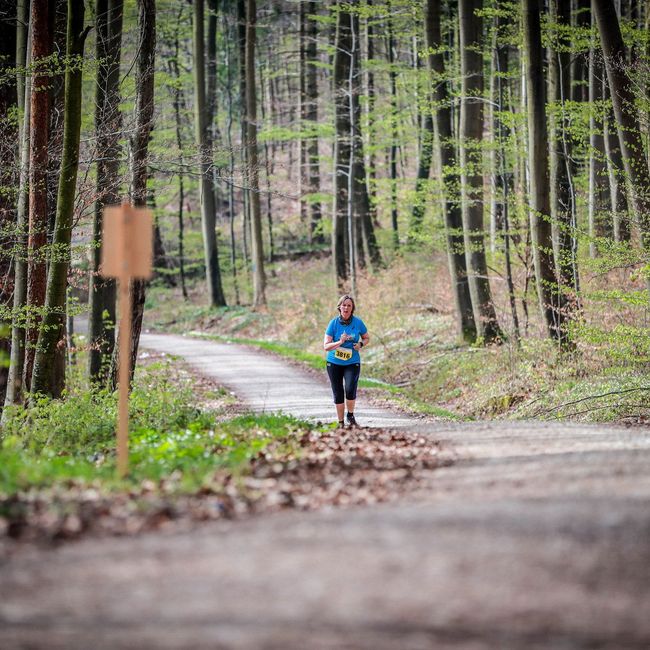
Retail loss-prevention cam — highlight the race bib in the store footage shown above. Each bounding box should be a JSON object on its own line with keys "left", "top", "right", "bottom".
{"left": 334, "top": 348, "right": 353, "bottom": 361}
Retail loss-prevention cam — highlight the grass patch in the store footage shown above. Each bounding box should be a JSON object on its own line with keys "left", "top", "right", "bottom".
{"left": 0, "top": 356, "right": 315, "bottom": 499}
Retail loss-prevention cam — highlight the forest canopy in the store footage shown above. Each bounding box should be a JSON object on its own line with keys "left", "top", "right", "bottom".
{"left": 0, "top": 0, "right": 649, "bottom": 421}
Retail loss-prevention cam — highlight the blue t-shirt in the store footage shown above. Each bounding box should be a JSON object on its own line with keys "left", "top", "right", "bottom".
{"left": 325, "top": 315, "right": 367, "bottom": 365}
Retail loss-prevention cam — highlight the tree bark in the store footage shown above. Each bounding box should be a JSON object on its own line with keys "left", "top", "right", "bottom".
{"left": 305, "top": 1, "right": 322, "bottom": 244}
{"left": 31, "top": 0, "right": 88, "bottom": 397}
{"left": 110, "top": 0, "right": 155, "bottom": 390}
{"left": 23, "top": 0, "right": 50, "bottom": 393}
{"left": 588, "top": 30, "right": 612, "bottom": 256}
{"left": 237, "top": 0, "right": 250, "bottom": 270}
{"left": 548, "top": 0, "right": 579, "bottom": 297}
{"left": 523, "top": 0, "right": 567, "bottom": 341}
{"left": 593, "top": 0, "right": 650, "bottom": 247}
{"left": 193, "top": 0, "right": 226, "bottom": 307}
{"left": 349, "top": 10, "right": 380, "bottom": 271}
{"left": 245, "top": 0, "right": 266, "bottom": 306}
{"left": 333, "top": 4, "right": 352, "bottom": 288}
{"left": 387, "top": 6, "right": 399, "bottom": 249}
{"left": 603, "top": 82, "right": 630, "bottom": 242}
{"left": 426, "top": 0, "right": 476, "bottom": 342}
{"left": 3, "top": 3, "right": 29, "bottom": 413}
{"left": 458, "top": 0, "right": 503, "bottom": 343}
{"left": 88, "top": 0, "right": 123, "bottom": 384}
{"left": 0, "top": 0, "right": 19, "bottom": 406}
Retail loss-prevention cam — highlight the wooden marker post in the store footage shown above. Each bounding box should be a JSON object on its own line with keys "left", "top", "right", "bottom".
{"left": 101, "top": 202, "right": 153, "bottom": 476}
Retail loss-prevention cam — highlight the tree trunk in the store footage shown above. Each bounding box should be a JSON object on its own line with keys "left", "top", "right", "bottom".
{"left": 365, "top": 0, "right": 379, "bottom": 232}
{"left": 603, "top": 83, "right": 630, "bottom": 242}
{"left": 23, "top": 0, "right": 50, "bottom": 393}
{"left": 245, "top": 0, "right": 266, "bottom": 306}
{"left": 46, "top": 0, "right": 67, "bottom": 246}
{"left": 3, "top": 5, "right": 30, "bottom": 413}
{"left": 523, "top": 0, "right": 567, "bottom": 342}
{"left": 350, "top": 10, "right": 380, "bottom": 272}
{"left": 408, "top": 111, "right": 434, "bottom": 243}
{"left": 31, "top": 0, "right": 88, "bottom": 397}
{"left": 593, "top": 0, "right": 650, "bottom": 248}
{"left": 193, "top": 0, "right": 226, "bottom": 307}
{"left": 426, "top": 0, "right": 476, "bottom": 342}
{"left": 88, "top": 0, "right": 123, "bottom": 384}
{"left": 299, "top": 0, "right": 308, "bottom": 225}
{"left": 110, "top": 0, "right": 155, "bottom": 390}
{"left": 571, "top": 0, "right": 590, "bottom": 103}
{"left": 458, "top": 0, "right": 503, "bottom": 343}
{"left": 258, "top": 62, "right": 274, "bottom": 263}
{"left": 548, "top": 0, "right": 579, "bottom": 298}
{"left": 387, "top": 7, "right": 399, "bottom": 249}
{"left": 237, "top": 0, "right": 249, "bottom": 270}
{"left": 588, "top": 27, "right": 612, "bottom": 256}
{"left": 333, "top": 4, "right": 352, "bottom": 288}
{"left": 0, "top": 0, "right": 18, "bottom": 406}
{"left": 223, "top": 8, "right": 240, "bottom": 304}
{"left": 306, "top": 1, "right": 322, "bottom": 244}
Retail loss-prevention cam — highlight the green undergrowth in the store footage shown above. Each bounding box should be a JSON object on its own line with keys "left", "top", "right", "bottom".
{"left": 144, "top": 252, "right": 650, "bottom": 424}
{"left": 0, "top": 358, "right": 314, "bottom": 498}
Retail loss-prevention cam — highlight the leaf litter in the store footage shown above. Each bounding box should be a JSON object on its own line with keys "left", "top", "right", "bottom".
{"left": 1, "top": 426, "right": 451, "bottom": 550}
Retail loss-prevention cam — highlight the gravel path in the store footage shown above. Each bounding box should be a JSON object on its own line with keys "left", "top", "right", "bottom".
{"left": 2, "top": 333, "right": 650, "bottom": 649}
{"left": 140, "top": 333, "right": 415, "bottom": 428}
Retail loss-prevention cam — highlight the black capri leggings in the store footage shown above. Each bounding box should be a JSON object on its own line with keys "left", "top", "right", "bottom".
{"left": 326, "top": 362, "right": 361, "bottom": 404}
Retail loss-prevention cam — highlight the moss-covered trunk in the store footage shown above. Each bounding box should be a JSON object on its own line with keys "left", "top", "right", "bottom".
{"left": 31, "top": 0, "right": 87, "bottom": 397}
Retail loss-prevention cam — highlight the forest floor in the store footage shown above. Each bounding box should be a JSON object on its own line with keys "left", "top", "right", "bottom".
{"left": 2, "top": 333, "right": 650, "bottom": 649}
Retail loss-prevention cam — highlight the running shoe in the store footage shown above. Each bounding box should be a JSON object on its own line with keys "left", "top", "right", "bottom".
{"left": 346, "top": 413, "right": 358, "bottom": 428}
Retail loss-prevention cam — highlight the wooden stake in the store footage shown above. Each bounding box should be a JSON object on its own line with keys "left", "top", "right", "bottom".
{"left": 117, "top": 276, "right": 132, "bottom": 477}
{"left": 101, "top": 201, "right": 152, "bottom": 478}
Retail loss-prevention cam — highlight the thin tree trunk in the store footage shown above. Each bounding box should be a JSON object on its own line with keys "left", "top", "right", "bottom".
{"left": 32, "top": 0, "right": 88, "bottom": 397}
{"left": 258, "top": 61, "right": 274, "bottom": 263}
{"left": 88, "top": 0, "right": 123, "bottom": 384}
{"left": 168, "top": 5, "right": 189, "bottom": 299}
{"left": 588, "top": 27, "right": 611, "bottom": 256}
{"left": 245, "top": 0, "right": 266, "bottom": 306}
{"left": 603, "top": 82, "right": 630, "bottom": 242}
{"left": 548, "top": 0, "right": 579, "bottom": 298}
{"left": 365, "top": 0, "right": 378, "bottom": 231}
{"left": 495, "top": 38, "right": 520, "bottom": 342}
{"left": 224, "top": 9, "right": 240, "bottom": 304}
{"left": 193, "top": 0, "right": 226, "bottom": 307}
{"left": 387, "top": 7, "right": 399, "bottom": 249}
{"left": 23, "top": 0, "right": 50, "bottom": 392}
{"left": 346, "top": 13, "right": 358, "bottom": 296}
{"left": 426, "top": 0, "right": 476, "bottom": 342}
{"left": 306, "top": 0, "right": 322, "bottom": 244}
{"left": 110, "top": 0, "right": 155, "bottom": 390}
{"left": 237, "top": 0, "right": 249, "bottom": 270}
{"left": 3, "top": 17, "right": 30, "bottom": 413}
{"left": 593, "top": 0, "right": 650, "bottom": 250}
{"left": 349, "top": 10, "right": 379, "bottom": 272}
{"left": 0, "top": 0, "right": 19, "bottom": 406}
{"left": 299, "top": 0, "right": 308, "bottom": 225}
{"left": 333, "top": 3, "right": 352, "bottom": 288}
{"left": 458, "top": 0, "right": 503, "bottom": 343}
{"left": 487, "top": 15, "right": 499, "bottom": 254}
{"left": 523, "top": 0, "right": 567, "bottom": 342}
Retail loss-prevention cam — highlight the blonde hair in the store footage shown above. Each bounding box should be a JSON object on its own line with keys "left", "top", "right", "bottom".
{"left": 337, "top": 294, "right": 356, "bottom": 315}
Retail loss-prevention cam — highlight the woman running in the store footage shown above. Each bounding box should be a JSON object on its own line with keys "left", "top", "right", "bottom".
{"left": 323, "top": 294, "right": 369, "bottom": 428}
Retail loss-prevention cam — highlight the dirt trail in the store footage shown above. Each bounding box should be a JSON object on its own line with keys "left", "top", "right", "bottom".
{"left": 2, "top": 333, "right": 650, "bottom": 649}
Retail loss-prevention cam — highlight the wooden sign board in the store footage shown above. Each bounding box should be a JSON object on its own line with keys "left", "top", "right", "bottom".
{"left": 100, "top": 203, "right": 153, "bottom": 477}
{"left": 101, "top": 205, "right": 153, "bottom": 280}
